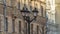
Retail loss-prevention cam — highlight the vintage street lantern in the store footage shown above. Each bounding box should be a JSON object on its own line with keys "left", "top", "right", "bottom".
{"left": 20, "top": 6, "right": 38, "bottom": 34}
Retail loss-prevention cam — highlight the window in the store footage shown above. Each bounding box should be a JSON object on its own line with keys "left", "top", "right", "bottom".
{"left": 41, "top": 5, "right": 43, "bottom": 17}
{"left": 42, "top": 26, "right": 44, "bottom": 34}
{"left": 35, "top": 4, "right": 38, "bottom": 9}
{"left": 24, "top": 23, "right": 27, "bottom": 34}
{"left": 37, "top": 25, "right": 39, "bottom": 34}
{"left": 18, "top": 2, "right": 20, "bottom": 10}
{"left": 31, "top": 24, "right": 33, "bottom": 34}
{"left": 5, "top": 17, "right": 8, "bottom": 32}
{"left": 19, "top": 21, "right": 21, "bottom": 34}
{"left": 12, "top": 18, "right": 15, "bottom": 33}
{"left": 30, "top": 6, "right": 32, "bottom": 11}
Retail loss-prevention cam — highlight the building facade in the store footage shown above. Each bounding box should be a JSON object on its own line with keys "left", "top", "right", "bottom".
{"left": 0, "top": 0, "right": 46, "bottom": 34}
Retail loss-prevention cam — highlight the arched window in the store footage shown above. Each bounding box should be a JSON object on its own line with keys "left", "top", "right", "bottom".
{"left": 18, "top": 1, "right": 20, "bottom": 10}
{"left": 41, "top": 5, "right": 43, "bottom": 17}
{"left": 5, "top": 17, "right": 8, "bottom": 32}
{"left": 30, "top": 6, "right": 32, "bottom": 11}
{"left": 37, "top": 25, "right": 39, "bottom": 34}
{"left": 24, "top": 23, "right": 27, "bottom": 34}
{"left": 19, "top": 21, "right": 21, "bottom": 34}
{"left": 12, "top": 18, "right": 15, "bottom": 33}
{"left": 31, "top": 24, "right": 33, "bottom": 34}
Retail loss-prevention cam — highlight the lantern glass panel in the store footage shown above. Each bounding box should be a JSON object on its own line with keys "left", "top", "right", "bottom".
{"left": 33, "top": 12, "right": 38, "bottom": 17}
{"left": 26, "top": 13, "right": 29, "bottom": 16}
{"left": 21, "top": 12, "right": 26, "bottom": 16}
{"left": 25, "top": 12, "right": 30, "bottom": 16}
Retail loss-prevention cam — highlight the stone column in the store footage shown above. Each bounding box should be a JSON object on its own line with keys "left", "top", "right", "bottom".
{"left": 46, "top": 0, "right": 56, "bottom": 34}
